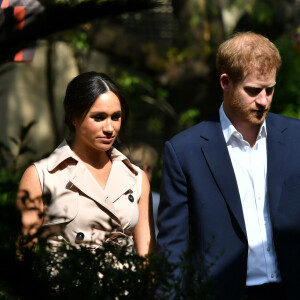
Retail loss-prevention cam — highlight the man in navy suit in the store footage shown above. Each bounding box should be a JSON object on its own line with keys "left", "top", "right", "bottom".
{"left": 157, "top": 32, "right": 300, "bottom": 299}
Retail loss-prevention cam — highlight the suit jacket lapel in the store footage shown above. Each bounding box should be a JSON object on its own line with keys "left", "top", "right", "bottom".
{"left": 198, "top": 113, "right": 288, "bottom": 242}
{"left": 266, "top": 114, "right": 288, "bottom": 216}
{"left": 200, "top": 116, "right": 247, "bottom": 240}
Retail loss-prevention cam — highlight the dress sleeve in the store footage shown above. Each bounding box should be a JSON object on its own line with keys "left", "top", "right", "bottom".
{"left": 33, "top": 161, "right": 44, "bottom": 192}
{"left": 134, "top": 165, "right": 143, "bottom": 202}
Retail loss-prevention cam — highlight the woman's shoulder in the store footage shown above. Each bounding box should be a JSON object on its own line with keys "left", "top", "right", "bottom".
{"left": 35, "top": 140, "right": 78, "bottom": 172}
{"left": 110, "top": 147, "right": 142, "bottom": 177}
{"left": 20, "top": 164, "right": 40, "bottom": 184}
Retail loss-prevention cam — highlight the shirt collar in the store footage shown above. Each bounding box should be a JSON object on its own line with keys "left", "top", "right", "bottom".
{"left": 219, "top": 102, "right": 267, "bottom": 144}
{"left": 47, "top": 139, "right": 138, "bottom": 175}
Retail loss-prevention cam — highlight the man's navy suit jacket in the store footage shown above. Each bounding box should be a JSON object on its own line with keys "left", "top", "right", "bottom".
{"left": 157, "top": 112, "right": 300, "bottom": 300}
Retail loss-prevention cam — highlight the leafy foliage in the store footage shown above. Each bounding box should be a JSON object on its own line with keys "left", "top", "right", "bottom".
{"left": 0, "top": 121, "right": 215, "bottom": 299}
{"left": 0, "top": 122, "right": 37, "bottom": 205}
{"left": 178, "top": 109, "right": 201, "bottom": 131}
{"left": 0, "top": 0, "right": 160, "bottom": 62}
{"left": 272, "top": 36, "right": 300, "bottom": 118}
{"left": 0, "top": 207, "right": 216, "bottom": 299}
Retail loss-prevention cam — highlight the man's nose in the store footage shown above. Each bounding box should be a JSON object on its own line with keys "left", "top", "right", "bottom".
{"left": 256, "top": 89, "right": 268, "bottom": 106}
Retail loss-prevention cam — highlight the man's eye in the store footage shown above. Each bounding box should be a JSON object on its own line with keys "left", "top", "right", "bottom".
{"left": 244, "top": 86, "right": 274, "bottom": 97}
{"left": 244, "top": 87, "right": 262, "bottom": 97}
{"left": 266, "top": 87, "right": 274, "bottom": 96}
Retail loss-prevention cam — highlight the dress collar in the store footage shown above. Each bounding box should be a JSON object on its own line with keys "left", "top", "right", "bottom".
{"left": 47, "top": 139, "right": 138, "bottom": 175}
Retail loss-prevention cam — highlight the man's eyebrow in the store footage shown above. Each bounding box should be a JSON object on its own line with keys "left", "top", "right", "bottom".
{"left": 245, "top": 83, "right": 276, "bottom": 88}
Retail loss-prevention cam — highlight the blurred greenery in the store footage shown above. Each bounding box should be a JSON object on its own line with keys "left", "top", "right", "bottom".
{"left": 0, "top": 235, "right": 216, "bottom": 299}
{"left": 272, "top": 35, "right": 300, "bottom": 118}
{"left": 1, "top": 0, "right": 300, "bottom": 296}
{"left": 0, "top": 122, "right": 36, "bottom": 206}
{"left": 0, "top": 187, "right": 215, "bottom": 299}
{"left": 2, "top": 0, "right": 300, "bottom": 182}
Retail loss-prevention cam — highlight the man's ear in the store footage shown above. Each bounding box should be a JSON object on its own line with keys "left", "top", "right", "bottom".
{"left": 220, "top": 74, "right": 232, "bottom": 92}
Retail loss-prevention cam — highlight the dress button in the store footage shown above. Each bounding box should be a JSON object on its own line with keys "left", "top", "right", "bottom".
{"left": 75, "top": 232, "right": 84, "bottom": 244}
{"left": 128, "top": 194, "right": 134, "bottom": 202}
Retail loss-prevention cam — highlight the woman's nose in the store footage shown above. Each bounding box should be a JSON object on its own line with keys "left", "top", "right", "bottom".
{"left": 104, "top": 119, "right": 113, "bottom": 132}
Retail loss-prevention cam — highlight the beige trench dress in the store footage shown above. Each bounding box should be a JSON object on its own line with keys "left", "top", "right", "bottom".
{"left": 34, "top": 140, "right": 142, "bottom": 250}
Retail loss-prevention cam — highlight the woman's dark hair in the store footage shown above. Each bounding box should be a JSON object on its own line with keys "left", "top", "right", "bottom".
{"left": 63, "top": 71, "right": 129, "bottom": 135}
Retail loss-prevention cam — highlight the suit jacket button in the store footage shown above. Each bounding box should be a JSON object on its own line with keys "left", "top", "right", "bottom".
{"left": 128, "top": 194, "right": 134, "bottom": 202}
{"left": 75, "top": 232, "right": 84, "bottom": 244}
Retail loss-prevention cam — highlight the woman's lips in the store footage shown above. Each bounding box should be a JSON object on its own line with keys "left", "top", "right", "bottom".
{"left": 98, "top": 136, "right": 114, "bottom": 143}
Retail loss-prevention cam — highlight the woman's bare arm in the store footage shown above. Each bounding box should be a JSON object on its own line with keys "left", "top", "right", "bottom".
{"left": 133, "top": 170, "right": 156, "bottom": 256}
{"left": 17, "top": 165, "right": 43, "bottom": 242}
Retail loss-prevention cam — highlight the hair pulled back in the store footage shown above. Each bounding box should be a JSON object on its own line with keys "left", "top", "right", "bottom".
{"left": 63, "top": 71, "right": 128, "bottom": 134}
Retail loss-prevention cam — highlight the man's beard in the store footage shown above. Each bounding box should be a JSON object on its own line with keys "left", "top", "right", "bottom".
{"left": 230, "top": 93, "right": 271, "bottom": 126}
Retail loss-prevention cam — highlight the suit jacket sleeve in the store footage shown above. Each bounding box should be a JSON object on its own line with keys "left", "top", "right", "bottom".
{"left": 157, "top": 140, "right": 189, "bottom": 269}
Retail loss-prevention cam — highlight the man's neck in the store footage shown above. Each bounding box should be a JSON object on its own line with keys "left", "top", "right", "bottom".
{"left": 233, "top": 122, "right": 261, "bottom": 148}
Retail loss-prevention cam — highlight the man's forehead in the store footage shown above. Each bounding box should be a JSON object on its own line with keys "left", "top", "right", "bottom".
{"left": 242, "top": 66, "right": 276, "bottom": 82}
{"left": 244, "top": 64, "right": 276, "bottom": 77}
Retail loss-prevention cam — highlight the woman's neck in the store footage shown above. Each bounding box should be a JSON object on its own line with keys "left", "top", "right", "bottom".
{"left": 71, "top": 141, "right": 111, "bottom": 169}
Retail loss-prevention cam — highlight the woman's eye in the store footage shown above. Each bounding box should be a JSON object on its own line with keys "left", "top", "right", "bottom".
{"left": 92, "top": 115, "right": 105, "bottom": 121}
{"left": 111, "top": 113, "right": 121, "bottom": 121}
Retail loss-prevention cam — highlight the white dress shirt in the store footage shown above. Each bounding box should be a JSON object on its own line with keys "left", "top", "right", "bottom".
{"left": 219, "top": 104, "right": 281, "bottom": 286}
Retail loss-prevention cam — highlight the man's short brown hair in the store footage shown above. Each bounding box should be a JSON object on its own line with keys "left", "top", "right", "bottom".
{"left": 216, "top": 32, "right": 282, "bottom": 83}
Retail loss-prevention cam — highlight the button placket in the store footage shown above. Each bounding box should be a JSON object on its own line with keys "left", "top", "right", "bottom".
{"left": 75, "top": 232, "right": 84, "bottom": 244}
{"left": 128, "top": 194, "right": 134, "bottom": 202}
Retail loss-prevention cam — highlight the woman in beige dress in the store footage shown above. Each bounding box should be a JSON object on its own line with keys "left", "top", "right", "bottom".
{"left": 17, "top": 71, "right": 155, "bottom": 256}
